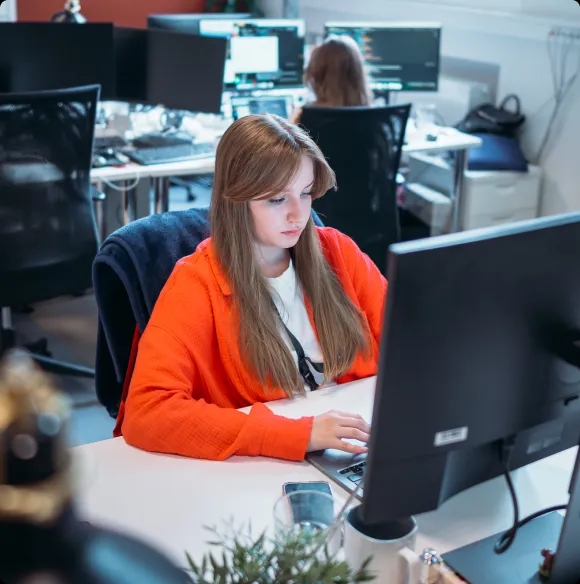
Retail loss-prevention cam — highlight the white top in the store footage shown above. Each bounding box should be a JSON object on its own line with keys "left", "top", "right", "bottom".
{"left": 268, "top": 261, "right": 332, "bottom": 389}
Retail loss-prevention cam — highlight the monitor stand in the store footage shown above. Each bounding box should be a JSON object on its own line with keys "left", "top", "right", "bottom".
{"left": 442, "top": 445, "right": 580, "bottom": 584}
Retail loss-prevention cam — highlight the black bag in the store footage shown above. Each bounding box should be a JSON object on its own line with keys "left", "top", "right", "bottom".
{"left": 456, "top": 94, "right": 525, "bottom": 137}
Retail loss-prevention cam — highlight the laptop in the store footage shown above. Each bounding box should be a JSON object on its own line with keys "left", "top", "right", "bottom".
{"left": 307, "top": 447, "right": 368, "bottom": 499}
{"left": 230, "top": 95, "right": 294, "bottom": 120}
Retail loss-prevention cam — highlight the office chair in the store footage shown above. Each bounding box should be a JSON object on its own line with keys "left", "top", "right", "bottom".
{"left": 0, "top": 85, "right": 101, "bottom": 378}
{"left": 299, "top": 104, "right": 411, "bottom": 272}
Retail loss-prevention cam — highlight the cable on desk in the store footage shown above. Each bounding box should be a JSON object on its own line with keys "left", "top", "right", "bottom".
{"left": 99, "top": 173, "right": 142, "bottom": 192}
{"left": 494, "top": 439, "right": 519, "bottom": 555}
{"left": 494, "top": 437, "right": 568, "bottom": 555}
{"left": 495, "top": 504, "right": 568, "bottom": 554}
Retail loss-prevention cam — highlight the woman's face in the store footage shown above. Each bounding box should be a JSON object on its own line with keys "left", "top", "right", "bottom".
{"left": 249, "top": 155, "right": 315, "bottom": 254}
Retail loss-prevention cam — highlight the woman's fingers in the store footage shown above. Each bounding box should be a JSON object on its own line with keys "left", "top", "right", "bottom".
{"left": 337, "top": 427, "right": 370, "bottom": 443}
{"left": 332, "top": 439, "right": 368, "bottom": 454}
{"left": 338, "top": 415, "right": 371, "bottom": 434}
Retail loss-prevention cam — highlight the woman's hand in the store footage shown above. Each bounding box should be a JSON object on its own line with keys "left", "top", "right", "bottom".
{"left": 307, "top": 410, "right": 370, "bottom": 454}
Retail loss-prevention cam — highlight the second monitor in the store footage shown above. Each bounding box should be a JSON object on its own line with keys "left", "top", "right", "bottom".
{"left": 147, "top": 12, "right": 251, "bottom": 34}
{"left": 0, "top": 23, "right": 115, "bottom": 98}
{"left": 198, "top": 18, "right": 306, "bottom": 91}
{"left": 324, "top": 21, "right": 441, "bottom": 92}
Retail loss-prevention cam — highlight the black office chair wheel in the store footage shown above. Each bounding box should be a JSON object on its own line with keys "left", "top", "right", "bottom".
{"left": 25, "top": 338, "right": 52, "bottom": 358}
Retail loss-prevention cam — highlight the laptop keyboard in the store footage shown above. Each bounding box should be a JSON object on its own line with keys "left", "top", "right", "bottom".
{"left": 339, "top": 460, "right": 366, "bottom": 484}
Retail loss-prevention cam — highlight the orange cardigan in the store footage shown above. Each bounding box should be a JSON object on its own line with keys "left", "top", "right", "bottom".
{"left": 118, "top": 227, "right": 387, "bottom": 462}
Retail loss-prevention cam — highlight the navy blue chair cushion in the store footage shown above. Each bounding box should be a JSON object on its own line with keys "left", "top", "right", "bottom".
{"left": 468, "top": 133, "right": 528, "bottom": 172}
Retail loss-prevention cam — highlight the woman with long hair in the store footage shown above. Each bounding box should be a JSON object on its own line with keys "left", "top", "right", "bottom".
{"left": 120, "top": 114, "right": 387, "bottom": 461}
{"left": 291, "top": 35, "right": 374, "bottom": 123}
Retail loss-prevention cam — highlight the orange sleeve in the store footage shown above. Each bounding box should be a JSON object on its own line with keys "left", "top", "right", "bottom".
{"left": 335, "top": 231, "right": 388, "bottom": 345}
{"left": 121, "top": 262, "right": 313, "bottom": 462}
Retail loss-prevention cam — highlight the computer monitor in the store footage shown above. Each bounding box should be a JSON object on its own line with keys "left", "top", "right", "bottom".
{"left": 230, "top": 95, "right": 294, "bottom": 120}
{"left": 198, "top": 18, "right": 305, "bottom": 90}
{"left": 146, "top": 30, "right": 227, "bottom": 114}
{"left": 113, "top": 27, "right": 148, "bottom": 103}
{"left": 364, "top": 214, "right": 580, "bottom": 582}
{"left": 147, "top": 12, "right": 251, "bottom": 35}
{"left": 324, "top": 21, "right": 441, "bottom": 92}
{"left": 0, "top": 23, "right": 116, "bottom": 99}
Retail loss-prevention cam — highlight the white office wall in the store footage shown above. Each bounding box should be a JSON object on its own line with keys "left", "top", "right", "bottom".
{"left": 258, "top": 0, "right": 580, "bottom": 216}
{"left": 0, "top": 0, "right": 17, "bottom": 21}
{"left": 256, "top": 0, "right": 293, "bottom": 18}
{"left": 524, "top": 0, "right": 580, "bottom": 19}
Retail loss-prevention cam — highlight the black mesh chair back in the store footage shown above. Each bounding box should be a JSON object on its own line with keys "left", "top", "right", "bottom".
{"left": 0, "top": 85, "right": 99, "bottom": 304}
{"left": 0, "top": 85, "right": 100, "bottom": 377}
{"left": 299, "top": 104, "right": 411, "bottom": 273}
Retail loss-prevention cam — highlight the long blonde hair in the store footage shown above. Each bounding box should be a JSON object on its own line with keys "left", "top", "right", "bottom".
{"left": 305, "top": 35, "right": 374, "bottom": 107}
{"left": 210, "top": 114, "right": 371, "bottom": 397}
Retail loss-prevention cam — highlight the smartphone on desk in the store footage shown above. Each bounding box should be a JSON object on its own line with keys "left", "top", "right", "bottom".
{"left": 282, "top": 481, "right": 334, "bottom": 529}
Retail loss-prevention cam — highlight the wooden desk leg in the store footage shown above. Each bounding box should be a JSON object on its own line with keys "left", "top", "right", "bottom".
{"left": 450, "top": 149, "right": 468, "bottom": 233}
{"left": 153, "top": 177, "right": 170, "bottom": 214}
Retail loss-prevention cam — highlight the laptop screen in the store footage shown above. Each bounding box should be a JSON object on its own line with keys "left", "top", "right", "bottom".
{"left": 230, "top": 95, "right": 293, "bottom": 120}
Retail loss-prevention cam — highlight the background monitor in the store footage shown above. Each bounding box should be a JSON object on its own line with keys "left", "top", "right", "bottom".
{"left": 198, "top": 18, "right": 305, "bottom": 90}
{"left": 113, "top": 27, "right": 148, "bottom": 103}
{"left": 146, "top": 30, "right": 227, "bottom": 113}
{"left": 0, "top": 23, "right": 116, "bottom": 98}
{"left": 324, "top": 21, "right": 441, "bottom": 91}
{"left": 147, "top": 12, "right": 251, "bottom": 35}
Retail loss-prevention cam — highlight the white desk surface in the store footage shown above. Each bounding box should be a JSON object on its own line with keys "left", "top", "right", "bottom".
{"left": 90, "top": 127, "right": 481, "bottom": 185}
{"left": 73, "top": 376, "right": 574, "bottom": 570}
{"left": 90, "top": 157, "right": 215, "bottom": 184}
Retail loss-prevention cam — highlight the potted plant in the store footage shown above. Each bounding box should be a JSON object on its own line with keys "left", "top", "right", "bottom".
{"left": 186, "top": 523, "right": 375, "bottom": 583}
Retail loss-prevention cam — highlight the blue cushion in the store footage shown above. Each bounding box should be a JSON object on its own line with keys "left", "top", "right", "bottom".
{"left": 468, "top": 133, "right": 528, "bottom": 172}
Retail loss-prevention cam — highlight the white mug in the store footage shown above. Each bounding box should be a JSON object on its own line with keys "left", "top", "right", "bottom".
{"left": 343, "top": 506, "right": 421, "bottom": 584}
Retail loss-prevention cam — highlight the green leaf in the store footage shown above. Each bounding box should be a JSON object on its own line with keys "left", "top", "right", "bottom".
{"left": 187, "top": 523, "right": 376, "bottom": 583}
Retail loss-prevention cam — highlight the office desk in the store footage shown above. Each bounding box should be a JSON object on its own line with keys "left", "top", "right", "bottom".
{"left": 73, "top": 376, "right": 572, "bottom": 571}
{"left": 91, "top": 157, "right": 215, "bottom": 226}
{"left": 89, "top": 128, "right": 481, "bottom": 230}
{"left": 403, "top": 127, "right": 481, "bottom": 232}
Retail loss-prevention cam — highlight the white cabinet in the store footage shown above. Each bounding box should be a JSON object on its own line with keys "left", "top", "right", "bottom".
{"left": 404, "top": 153, "right": 543, "bottom": 234}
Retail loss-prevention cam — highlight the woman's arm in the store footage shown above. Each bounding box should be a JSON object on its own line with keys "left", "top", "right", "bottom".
{"left": 121, "top": 262, "right": 313, "bottom": 461}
